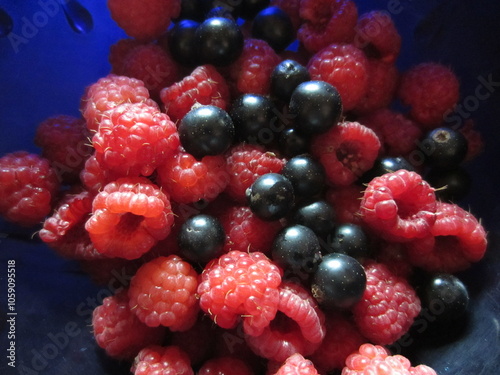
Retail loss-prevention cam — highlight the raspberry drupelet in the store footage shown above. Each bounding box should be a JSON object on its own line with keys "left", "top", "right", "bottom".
{"left": 274, "top": 353, "right": 320, "bottom": 375}
{"left": 108, "top": 38, "right": 144, "bottom": 75}
{"left": 131, "top": 345, "right": 193, "bottom": 375}
{"left": 85, "top": 177, "right": 174, "bottom": 260}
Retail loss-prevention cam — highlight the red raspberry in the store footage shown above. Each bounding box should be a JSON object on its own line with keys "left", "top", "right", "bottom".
{"left": 197, "top": 250, "right": 282, "bottom": 335}
{"left": 109, "top": 38, "right": 144, "bottom": 75}
{"left": 375, "top": 241, "right": 414, "bottom": 279}
{"left": 34, "top": 115, "right": 92, "bottom": 184}
{"left": 353, "top": 59, "right": 399, "bottom": 114}
{"left": 160, "top": 65, "right": 230, "bottom": 123}
{"left": 405, "top": 202, "right": 487, "bottom": 273}
{"left": 459, "top": 119, "right": 484, "bottom": 161}
{"left": 359, "top": 170, "right": 437, "bottom": 242}
{"left": 226, "top": 39, "right": 282, "bottom": 96}
{"left": 92, "top": 102, "right": 179, "bottom": 177}
{"left": 131, "top": 345, "right": 193, "bottom": 375}
{"left": 81, "top": 74, "right": 158, "bottom": 133}
{"left": 270, "top": 0, "right": 301, "bottom": 31}
{"left": 325, "top": 186, "right": 364, "bottom": 226}
{"left": 274, "top": 353, "right": 319, "bottom": 375}
{"left": 225, "top": 144, "right": 286, "bottom": 203}
{"left": 128, "top": 255, "right": 199, "bottom": 330}
{"left": 85, "top": 177, "right": 174, "bottom": 259}
{"left": 342, "top": 343, "right": 438, "bottom": 375}
{"left": 398, "top": 62, "right": 460, "bottom": 128}
{"left": 298, "top": 0, "right": 358, "bottom": 53}
{"left": 309, "top": 313, "right": 366, "bottom": 373}
{"left": 352, "top": 262, "right": 421, "bottom": 345}
{"left": 0, "top": 151, "right": 59, "bottom": 227}
{"left": 80, "top": 154, "right": 124, "bottom": 194}
{"left": 198, "top": 356, "right": 254, "bottom": 375}
{"left": 311, "top": 121, "right": 381, "bottom": 187}
{"left": 92, "top": 289, "right": 166, "bottom": 360}
{"left": 156, "top": 148, "right": 228, "bottom": 204}
{"left": 107, "top": 0, "right": 181, "bottom": 41}
{"left": 307, "top": 44, "right": 369, "bottom": 111}
{"left": 353, "top": 11, "right": 402, "bottom": 64}
{"left": 359, "top": 108, "right": 422, "bottom": 157}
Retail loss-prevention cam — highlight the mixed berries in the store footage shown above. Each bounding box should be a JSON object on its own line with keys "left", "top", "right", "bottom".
{"left": 2, "top": 0, "right": 491, "bottom": 374}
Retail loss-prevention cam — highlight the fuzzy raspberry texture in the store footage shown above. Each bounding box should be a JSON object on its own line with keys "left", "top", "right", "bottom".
{"left": 128, "top": 255, "right": 199, "bottom": 330}
{"left": 274, "top": 353, "right": 319, "bottom": 375}
{"left": 85, "top": 177, "right": 174, "bottom": 260}
{"left": 80, "top": 155, "right": 123, "bottom": 194}
{"left": 353, "top": 11, "right": 401, "bottom": 63}
{"left": 0, "top": 151, "right": 59, "bottom": 227}
{"left": 359, "top": 108, "right": 422, "bottom": 157}
{"left": 160, "top": 65, "right": 230, "bottom": 122}
{"left": 311, "top": 121, "right": 381, "bottom": 187}
{"left": 398, "top": 62, "right": 460, "bottom": 128}
{"left": 198, "top": 356, "right": 254, "bottom": 375}
{"left": 406, "top": 202, "right": 487, "bottom": 273}
{"left": 34, "top": 115, "right": 92, "bottom": 184}
{"left": 225, "top": 144, "right": 286, "bottom": 202}
{"left": 246, "top": 282, "right": 325, "bottom": 363}
{"left": 92, "top": 289, "right": 166, "bottom": 360}
{"left": 198, "top": 250, "right": 282, "bottom": 335}
{"left": 308, "top": 44, "right": 369, "bottom": 111}
{"left": 81, "top": 74, "right": 158, "bottom": 133}
{"left": 325, "top": 185, "right": 364, "bottom": 226}
{"left": 92, "top": 102, "right": 179, "bottom": 177}
{"left": 298, "top": 0, "right": 358, "bottom": 53}
{"left": 109, "top": 38, "right": 144, "bottom": 75}
{"left": 352, "top": 263, "right": 421, "bottom": 345}
{"left": 227, "top": 39, "right": 282, "bottom": 96}
{"left": 132, "top": 345, "right": 193, "bottom": 375}
{"left": 107, "top": 0, "right": 181, "bottom": 41}
{"left": 360, "top": 170, "right": 437, "bottom": 242}
{"left": 342, "top": 343, "right": 437, "bottom": 375}
{"left": 157, "top": 148, "right": 228, "bottom": 204}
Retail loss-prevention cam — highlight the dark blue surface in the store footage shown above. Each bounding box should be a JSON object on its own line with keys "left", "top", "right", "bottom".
{"left": 1, "top": 1, "right": 500, "bottom": 374}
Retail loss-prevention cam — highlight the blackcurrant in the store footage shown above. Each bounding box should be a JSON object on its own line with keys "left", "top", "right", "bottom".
{"left": 326, "top": 223, "right": 370, "bottom": 259}
{"left": 421, "top": 127, "right": 468, "bottom": 169}
{"left": 278, "top": 128, "right": 311, "bottom": 158}
{"left": 251, "top": 6, "right": 294, "bottom": 52}
{"left": 281, "top": 154, "right": 326, "bottom": 198}
{"left": 239, "top": 0, "right": 270, "bottom": 20}
{"left": 360, "top": 156, "right": 415, "bottom": 184}
{"left": 291, "top": 200, "right": 336, "bottom": 241}
{"left": 177, "top": 0, "right": 205, "bottom": 21}
{"left": 426, "top": 166, "right": 472, "bottom": 202}
{"left": 271, "top": 59, "right": 311, "bottom": 103}
{"left": 178, "top": 214, "right": 225, "bottom": 263}
{"left": 167, "top": 19, "right": 200, "bottom": 66}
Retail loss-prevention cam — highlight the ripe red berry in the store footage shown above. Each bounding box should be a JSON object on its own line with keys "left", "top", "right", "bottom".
{"left": 131, "top": 345, "right": 193, "bottom": 375}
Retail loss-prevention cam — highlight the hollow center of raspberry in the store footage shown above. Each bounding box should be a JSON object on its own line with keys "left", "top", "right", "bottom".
{"left": 394, "top": 199, "right": 421, "bottom": 220}
{"left": 336, "top": 143, "right": 362, "bottom": 172}
{"left": 118, "top": 212, "right": 144, "bottom": 232}
{"left": 269, "top": 311, "right": 301, "bottom": 334}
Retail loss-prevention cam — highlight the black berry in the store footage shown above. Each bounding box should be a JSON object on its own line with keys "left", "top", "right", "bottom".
{"left": 251, "top": 6, "right": 294, "bottom": 52}
{"left": 240, "top": 0, "right": 270, "bottom": 20}
{"left": 326, "top": 223, "right": 370, "bottom": 259}
{"left": 360, "top": 156, "right": 415, "bottom": 184}
{"left": 281, "top": 154, "right": 326, "bottom": 198}
{"left": 177, "top": 0, "right": 205, "bottom": 21}
{"left": 167, "top": 19, "right": 200, "bottom": 66}
{"left": 426, "top": 166, "right": 472, "bottom": 202}
{"left": 278, "top": 128, "right": 311, "bottom": 158}
{"left": 178, "top": 214, "right": 225, "bottom": 263}
{"left": 421, "top": 127, "right": 468, "bottom": 169}
{"left": 271, "top": 59, "right": 311, "bottom": 103}
{"left": 291, "top": 200, "right": 336, "bottom": 241}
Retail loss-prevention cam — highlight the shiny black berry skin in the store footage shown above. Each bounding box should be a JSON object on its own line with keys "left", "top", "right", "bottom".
{"left": 426, "top": 166, "right": 472, "bottom": 202}
{"left": 326, "top": 224, "right": 370, "bottom": 259}
{"left": 178, "top": 105, "right": 235, "bottom": 159}
{"left": 421, "top": 127, "right": 468, "bottom": 169}
{"left": 230, "top": 94, "right": 277, "bottom": 144}
{"left": 291, "top": 200, "right": 336, "bottom": 240}
{"left": 240, "top": 0, "right": 270, "bottom": 20}
{"left": 251, "top": 6, "right": 294, "bottom": 52}
{"left": 271, "top": 224, "right": 322, "bottom": 276}
{"left": 360, "top": 156, "right": 415, "bottom": 184}
{"left": 271, "top": 60, "right": 311, "bottom": 103}
{"left": 289, "top": 81, "right": 343, "bottom": 135}
{"left": 281, "top": 154, "right": 326, "bottom": 198}
{"left": 278, "top": 128, "right": 311, "bottom": 158}
{"left": 178, "top": 214, "right": 225, "bottom": 263}
{"left": 196, "top": 17, "right": 244, "bottom": 66}
{"left": 246, "top": 173, "right": 294, "bottom": 221}
{"left": 168, "top": 19, "right": 200, "bottom": 66}
{"left": 312, "top": 253, "right": 366, "bottom": 309}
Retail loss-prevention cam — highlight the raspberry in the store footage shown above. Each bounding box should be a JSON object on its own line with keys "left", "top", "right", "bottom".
{"left": 352, "top": 262, "right": 421, "bottom": 345}
{"left": 156, "top": 148, "right": 228, "bottom": 204}
{"left": 245, "top": 282, "right": 325, "bottom": 362}
{"left": 160, "top": 65, "right": 230, "bottom": 123}
{"left": 353, "top": 11, "right": 402, "bottom": 64}
{"left": 298, "top": 0, "right": 358, "bottom": 53}
{"left": 398, "top": 62, "right": 460, "bottom": 128}
{"left": 81, "top": 74, "right": 158, "bottom": 133}
{"left": 274, "top": 353, "right": 319, "bottom": 375}
{"left": 325, "top": 185, "right": 364, "bottom": 226}
{"left": 218, "top": 204, "right": 283, "bottom": 254}
{"left": 224, "top": 144, "right": 285, "bottom": 203}
{"left": 359, "top": 108, "right": 422, "bottom": 157}
{"left": 311, "top": 121, "right": 381, "bottom": 187}
{"left": 226, "top": 38, "right": 282, "bottom": 96}
{"left": 109, "top": 38, "right": 144, "bottom": 75}
{"left": 80, "top": 154, "right": 124, "bottom": 194}
{"left": 92, "top": 102, "right": 179, "bottom": 177}
{"left": 197, "top": 250, "right": 282, "bottom": 335}
{"left": 92, "top": 289, "right": 166, "bottom": 360}
{"left": 307, "top": 44, "right": 369, "bottom": 111}
{"left": 198, "top": 356, "right": 254, "bottom": 375}
{"left": 342, "top": 343, "right": 438, "bottom": 375}
{"left": 0, "top": 151, "right": 59, "bottom": 227}
{"left": 128, "top": 255, "right": 199, "bottom": 330}
{"left": 85, "top": 177, "right": 174, "bottom": 259}
{"left": 309, "top": 313, "right": 366, "bottom": 372}
{"left": 459, "top": 119, "right": 484, "bottom": 161}
{"left": 131, "top": 345, "right": 193, "bottom": 375}
{"left": 34, "top": 115, "right": 92, "bottom": 184}
{"left": 107, "top": 0, "right": 181, "bottom": 41}
{"left": 405, "top": 202, "right": 487, "bottom": 273}
{"left": 359, "top": 170, "right": 437, "bottom": 242}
